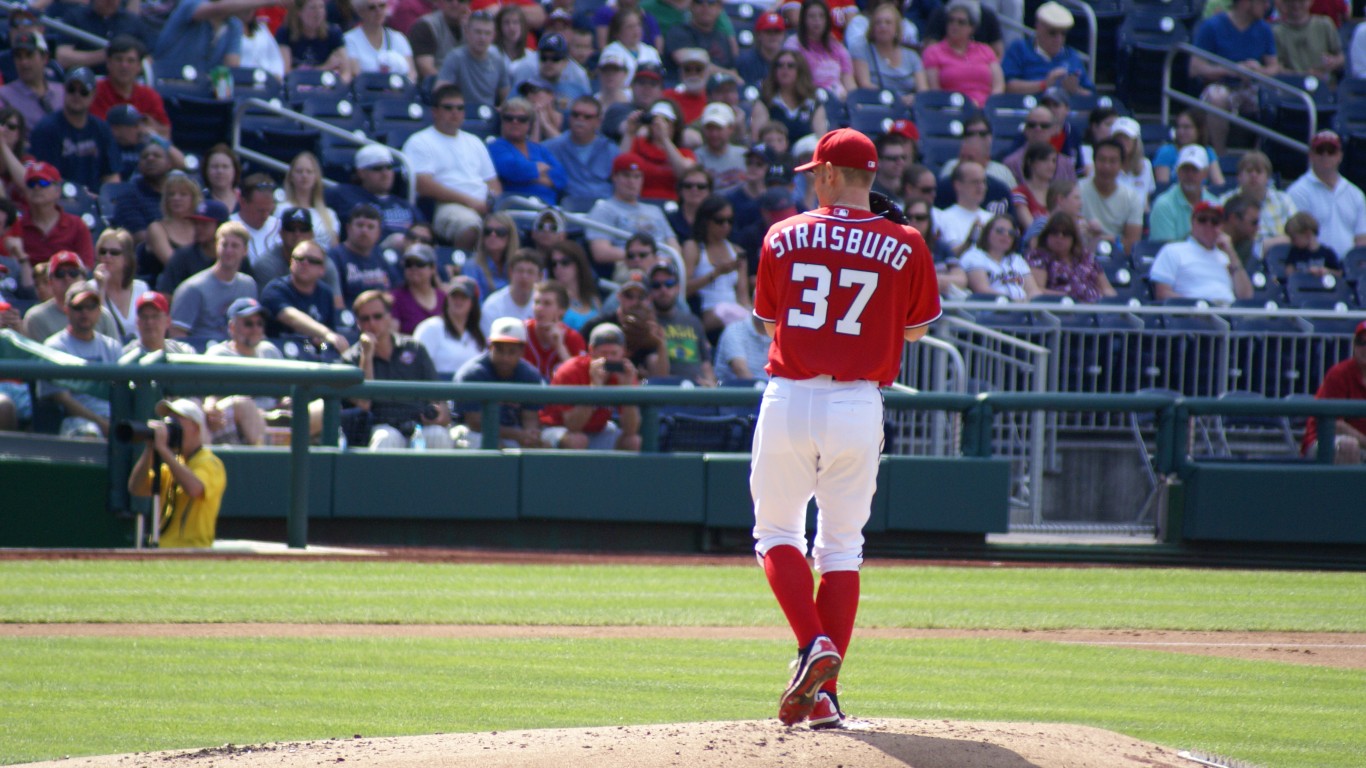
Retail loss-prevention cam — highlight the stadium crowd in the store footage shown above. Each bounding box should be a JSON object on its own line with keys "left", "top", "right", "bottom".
{"left": 0, "top": 0, "right": 1363, "bottom": 461}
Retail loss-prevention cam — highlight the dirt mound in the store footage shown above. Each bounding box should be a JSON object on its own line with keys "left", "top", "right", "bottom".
{"left": 17, "top": 719, "right": 1190, "bottom": 768}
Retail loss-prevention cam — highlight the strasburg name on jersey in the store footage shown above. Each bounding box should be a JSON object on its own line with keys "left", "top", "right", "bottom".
{"left": 754, "top": 207, "right": 942, "bottom": 386}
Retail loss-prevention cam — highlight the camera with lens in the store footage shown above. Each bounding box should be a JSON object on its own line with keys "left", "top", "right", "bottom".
{"left": 114, "top": 417, "right": 183, "bottom": 451}
{"left": 397, "top": 404, "right": 441, "bottom": 438}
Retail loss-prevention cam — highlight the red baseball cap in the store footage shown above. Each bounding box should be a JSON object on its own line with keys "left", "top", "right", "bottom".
{"left": 612, "top": 152, "right": 644, "bottom": 175}
{"left": 1355, "top": 319, "right": 1366, "bottom": 340}
{"left": 888, "top": 119, "right": 920, "bottom": 142}
{"left": 755, "top": 12, "right": 785, "bottom": 32}
{"left": 1192, "top": 201, "right": 1224, "bottom": 219}
{"left": 49, "top": 251, "right": 83, "bottom": 271}
{"left": 25, "top": 161, "right": 61, "bottom": 185}
{"left": 64, "top": 280, "right": 100, "bottom": 307}
{"left": 136, "top": 291, "right": 169, "bottom": 314}
{"left": 794, "top": 128, "right": 879, "bottom": 173}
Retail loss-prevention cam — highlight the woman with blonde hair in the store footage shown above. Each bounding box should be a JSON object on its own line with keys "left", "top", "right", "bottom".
{"left": 283, "top": 151, "right": 340, "bottom": 247}
{"left": 91, "top": 228, "right": 148, "bottom": 342}
{"left": 146, "top": 172, "right": 203, "bottom": 268}
{"left": 461, "top": 211, "right": 520, "bottom": 299}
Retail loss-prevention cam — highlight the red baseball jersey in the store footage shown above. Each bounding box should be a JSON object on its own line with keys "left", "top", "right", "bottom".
{"left": 754, "top": 205, "right": 941, "bottom": 386}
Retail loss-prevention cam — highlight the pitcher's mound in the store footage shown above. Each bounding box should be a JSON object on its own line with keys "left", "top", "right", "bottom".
{"left": 21, "top": 719, "right": 1192, "bottom": 767}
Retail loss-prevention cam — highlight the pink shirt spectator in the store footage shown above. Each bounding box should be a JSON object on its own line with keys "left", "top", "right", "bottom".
{"left": 921, "top": 40, "right": 998, "bottom": 107}
{"left": 390, "top": 285, "right": 445, "bottom": 335}
{"left": 784, "top": 37, "right": 853, "bottom": 98}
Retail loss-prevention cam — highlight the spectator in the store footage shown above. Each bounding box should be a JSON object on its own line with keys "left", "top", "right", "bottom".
{"left": 1282, "top": 211, "right": 1344, "bottom": 277}
{"left": 154, "top": 0, "right": 277, "bottom": 80}
{"left": 936, "top": 161, "right": 996, "bottom": 252}
{"left": 282, "top": 152, "right": 339, "bottom": 248}
{"left": 23, "top": 251, "right": 121, "bottom": 341}
{"left": 451, "top": 315, "right": 544, "bottom": 449}
{"left": 1011, "top": 142, "right": 1056, "bottom": 230}
{"left": 145, "top": 175, "right": 204, "bottom": 278}
{"left": 540, "top": 322, "right": 643, "bottom": 451}
{"left": 120, "top": 291, "right": 196, "bottom": 360}
{"left": 0, "top": 32, "right": 61, "bottom": 131}
{"left": 39, "top": 280, "right": 122, "bottom": 437}
{"left": 435, "top": 11, "right": 509, "bottom": 109}
{"left": 587, "top": 153, "right": 681, "bottom": 272}
{"left": 227, "top": 173, "right": 280, "bottom": 271}
{"left": 461, "top": 211, "right": 518, "bottom": 298}
{"left": 489, "top": 97, "right": 567, "bottom": 205}
{"left": 1220, "top": 194, "right": 1263, "bottom": 267}
{"left": 734, "top": 187, "right": 799, "bottom": 276}
{"left": 921, "top": 0, "right": 1004, "bottom": 108}
{"left": 647, "top": 260, "right": 715, "bottom": 385}
{"left": 1004, "top": 106, "right": 1077, "bottom": 186}
{"left": 1288, "top": 131, "right": 1366, "bottom": 258}
{"left": 696, "top": 104, "right": 746, "bottom": 194}
{"left": 645, "top": 0, "right": 741, "bottom": 50}
{"left": 126, "top": 398, "right": 224, "bottom": 548}
{"left": 853, "top": 2, "right": 926, "bottom": 105}
{"left": 277, "top": 0, "right": 351, "bottom": 83}
{"left": 669, "top": 166, "right": 715, "bottom": 244}
{"left": 663, "top": 0, "right": 737, "bottom": 78}
{"left": 391, "top": 243, "right": 444, "bottom": 334}
{"left": 1152, "top": 110, "right": 1225, "bottom": 187}
{"left": 544, "top": 96, "right": 619, "bottom": 212}
{"left": 522, "top": 279, "right": 586, "bottom": 379}
{"left": 1150, "top": 146, "right": 1219, "bottom": 243}
{"left": 202, "top": 144, "right": 243, "bottom": 211}
{"left": 342, "top": 289, "right": 454, "bottom": 449}
{"left": 90, "top": 228, "right": 147, "bottom": 342}
{"left": 738, "top": 12, "right": 787, "bottom": 87}
{"left": 1026, "top": 211, "right": 1116, "bottom": 302}
{"left": 156, "top": 200, "right": 232, "bottom": 295}
{"left": 906, "top": 197, "right": 970, "bottom": 298}
{"left": 403, "top": 84, "right": 501, "bottom": 249}
{"left": 170, "top": 222, "right": 258, "bottom": 339}
{"left": 603, "top": 62, "right": 665, "bottom": 143}
{"left": 749, "top": 50, "right": 829, "bottom": 146}
{"left": 784, "top": 0, "right": 855, "bottom": 99}
{"left": 961, "top": 214, "right": 1040, "bottom": 300}
{"left": 715, "top": 312, "right": 772, "bottom": 384}
{"left": 901, "top": 163, "right": 940, "bottom": 212}
{"left": 727, "top": 146, "right": 774, "bottom": 228}
{"left": 480, "top": 248, "right": 542, "bottom": 335}
{"left": 410, "top": 0, "right": 472, "bottom": 80}
{"left": 703, "top": 72, "right": 745, "bottom": 130}
{"left": 580, "top": 270, "right": 669, "bottom": 376}
{"left": 259, "top": 239, "right": 347, "bottom": 349}
{"left": 1351, "top": 25, "right": 1366, "bottom": 81}
{"left": 414, "top": 275, "right": 486, "bottom": 375}
{"left": 938, "top": 113, "right": 1016, "bottom": 191}
{"left": 869, "top": 133, "right": 912, "bottom": 208}
{"left": 90, "top": 36, "right": 170, "bottom": 139}
{"left": 1218, "top": 150, "right": 1295, "bottom": 250}
{"left": 30, "top": 67, "right": 119, "bottom": 191}
{"left": 110, "top": 142, "right": 172, "bottom": 242}
{"left": 1300, "top": 321, "right": 1366, "bottom": 464}
{"left": 494, "top": 5, "right": 534, "bottom": 70}
{"left": 203, "top": 297, "right": 278, "bottom": 446}
{"left": 1002, "top": 2, "right": 1093, "bottom": 96}
{"left": 238, "top": 8, "right": 286, "bottom": 79}
{"left": 684, "top": 194, "right": 751, "bottom": 333}
{"left": 325, "top": 145, "right": 424, "bottom": 240}
{"left": 1274, "top": 0, "right": 1343, "bottom": 85}
{"left": 344, "top": 0, "right": 417, "bottom": 80}
{"left": 253, "top": 209, "right": 344, "bottom": 309}
{"left": 1076, "top": 107, "right": 1118, "bottom": 178}
{"left": 1191, "top": 0, "right": 1279, "bottom": 153}
{"left": 510, "top": 33, "right": 592, "bottom": 108}
{"left": 1150, "top": 202, "right": 1254, "bottom": 304}
{"left": 594, "top": 0, "right": 663, "bottom": 53}
{"left": 10, "top": 163, "right": 94, "bottom": 269}
{"left": 620, "top": 99, "right": 697, "bottom": 202}
{"left": 1078, "top": 139, "right": 1144, "bottom": 256}
{"left": 592, "top": 49, "right": 633, "bottom": 110}
{"left": 105, "top": 104, "right": 151, "bottom": 181}
{"left": 0, "top": 107, "right": 32, "bottom": 202}
{"left": 1109, "top": 117, "right": 1156, "bottom": 204}
{"left": 56, "top": 0, "right": 151, "bottom": 71}
{"left": 525, "top": 208, "right": 567, "bottom": 263}
{"left": 547, "top": 241, "right": 602, "bottom": 331}
{"left": 330, "top": 203, "right": 397, "bottom": 308}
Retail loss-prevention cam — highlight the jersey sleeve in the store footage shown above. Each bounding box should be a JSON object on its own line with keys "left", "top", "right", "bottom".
{"left": 902, "top": 226, "right": 943, "bottom": 329}
{"left": 753, "top": 232, "right": 779, "bottom": 323}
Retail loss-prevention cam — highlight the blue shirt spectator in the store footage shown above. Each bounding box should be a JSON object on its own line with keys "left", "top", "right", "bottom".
{"left": 152, "top": 0, "right": 247, "bottom": 80}
{"left": 324, "top": 146, "right": 425, "bottom": 238}
{"left": 544, "top": 97, "right": 619, "bottom": 212}
{"left": 487, "top": 98, "right": 568, "bottom": 206}
{"left": 259, "top": 273, "right": 337, "bottom": 338}
{"left": 1000, "top": 2, "right": 1095, "bottom": 94}
{"left": 29, "top": 69, "right": 120, "bottom": 191}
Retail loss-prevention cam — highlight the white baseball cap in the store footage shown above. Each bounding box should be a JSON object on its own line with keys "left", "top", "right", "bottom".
{"left": 1177, "top": 144, "right": 1209, "bottom": 171}
{"left": 489, "top": 316, "right": 528, "bottom": 344}
{"left": 355, "top": 144, "right": 394, "bottom": 170}
{"left": 1111, "top": 116, "right": 1140, "bottom": 140}
{"left": 155, "top": 398, "right": 208, "bottom": 437}
{"left": 701, "top": 102, "right": 734, "bottom": 127}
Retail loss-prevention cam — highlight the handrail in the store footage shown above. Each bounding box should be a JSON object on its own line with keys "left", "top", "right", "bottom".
{"left": 995, "top": 0, "right": 1097, "bottom": 87}
{"left": 1163, "top": 42, "right": 1316, "bottom": 154}
{"left": 4, "top": 0, "right": 108, "bottom": 48}
{"left": 942, "top": 313, "right": 1052, "bottom": 354}
{"left": 943, "top": 299, "right": 1366, "bottom": 322}
{"left": 231, "top": 97, "right": 418, "bottom": 204}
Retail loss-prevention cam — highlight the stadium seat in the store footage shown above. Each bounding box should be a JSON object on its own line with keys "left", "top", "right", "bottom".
{"left": 285, "top": 69, "right": 347, "bottom": 108}
{"left": 916, "top": 110, "right": 970, "bottom": 139}
{"left": 351, "top": 71, "right": 418, "bottom": 109}
{"left": 1284, "top": 272, "right": 1353, "bottom": 307}
{"left": 1117, "top": 11, "right": 1191, "bottom": 114}
{"left": 164, "top": 94, "right": 235, "bottom": 155}
{"left": 229, "top": 66, "right": 283, "bottom": 103}
{"left": 983, "top": 93, "right": 1037, "bottom": 118}
{"left": 658, "top": 414, "right": 749, "bottom": 453}
{"left": 913, "top": 91, "right": 973, "bottom": 122}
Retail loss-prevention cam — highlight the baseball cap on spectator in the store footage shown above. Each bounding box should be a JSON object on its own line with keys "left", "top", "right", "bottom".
{"left": 675, "top": 48, "right": 710, "bottom": 67}
{"left": 1355, "top": 320, "right": 1366, "bottom": 342}
{"left": 446, "top": 275, "right": 479, "bottom": 300}
{"left": 1035, "top": 1, "right": 1075, "bottom": 28}
{"left": 1111, "top": 117, "right": 1141, "bottom": 140}
{"left": 945, "top": 0, "right": 980, "bottom": 25}
{"left": 589, "top": 322, "right": 626, "bottom": 348}
{"left": 1191, "top": 201, "right": 1224, "bottom": 219}
{"left": 25, "top": 162, "right": 61, "bottom": 185}
{"left": 355, "top": 144, "right": 394, "bottom": 169}
{"left": 701, "top": 103, "right": 734, "bottom": 128}
{"left": 538, "top": 33, "right": 568, "bottom": 57}
{"left": 755, "top": 12, "right": 785, "bottom": 32}
{"left": 796, "top": 128, "right": 879, "bottom": 172}
{"left": 155, "top": 398, "right": 208, "bottom": 436}
{"left": 281, "top": 207, "right": 312, "bottom": 230}
{"left": 65, "top": 67, "right": 97, "bottom": 92}
{"left": 1311, "top": 130, "right": 1342, "bottom": 152}
{"left": 887, "top": 118, "right": 920, "bottom": 142}
{"left": 517, "top": 76, "right": 555, "bottom": 97}
{"left": 535, "top": 209, "right": 566, "bottom": 232}
{"left": 760, "top": 188, "right": 797, "bottom": 220}
{"left": 547, "top": 7, "right": 572, "bottom": 25}
{"left": 403, "top": 243, "right": 436, "bottom": 264}
{"left": 188, "top": 199, "right": 230, "bottom": 224}
{"left": 489, "top": 316, "right": 528, "bottom": 344}
{"left": 1176, "top": 144, "right": 1209, "bottom": 171}
{"left": 50, "top": 251, "right": 83, "bottom": 273}
{"left": 1040, "top": 87, "right": 1070, "bottom": 109}
{"left": 106, "top": 104, "right": 142, "bottom": 127}
{"left": 598, "top": 49, "right": 629, "bottom": 71}
{"left": 13, "top": 30, "right": 47, "bottom": 53}
{"left": 650, "top": 260, "right": 679, "bottom": 279}
{"left": 633, "top": 62, "right": 665, "bottom": 84}
{"left": 612, "top": 152, "right": 645, "bottom": 175}
{"left": 65, "top": 280, "right": 100, "bottom": 307}
{"left": 136, "top": 291, "right": 170, "bottom": 314}
{"left": 226, "top": 297, "right": 267, "bottom": 321}
{"left": 617, "top": 270, "right": 648, "bottom": 294}
{"left": 705, "top": 72, "right": 738, "bottom": 96}
{"left": 648, "top": 100, "right": 679, "bottom": 122}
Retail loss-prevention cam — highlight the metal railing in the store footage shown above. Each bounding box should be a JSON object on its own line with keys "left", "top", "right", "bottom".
{"left": 3, "top": 0, "right": 108, "bottom": 48}
{"left": 996, "top": 0, "right": 1097, "bottom": 87}
{"left": 231, "top": 97, "right": 419, "bottom": 203}
{"left": 1163, "top": 42, "right": 1317, "bottom": 154}
{"left": 894, "top": 335, "right": 967, "bottom": 457}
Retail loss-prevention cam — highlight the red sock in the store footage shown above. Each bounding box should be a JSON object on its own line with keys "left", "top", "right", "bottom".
{"left": 762, "top": 545, "right": 824, "bottom": 647}
{"left": 815, "top": 570, "right": 859, "bottom": 694}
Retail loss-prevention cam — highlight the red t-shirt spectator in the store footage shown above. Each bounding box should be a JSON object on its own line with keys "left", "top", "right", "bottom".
{"left": 523, "top": 318, "right": 585, "bottom": 380}
{"left": 10, "top": 209, "right": 95, "bottom": 269}
{"left": 664, "top": 87, "right": 706, "bottom": 125}
{"left": 91, "top": 79, "right": 172, "bottom": 129}
{"left": 630, "top": 135, "right": 697, "bottom": 202}
{"left": 540, "top": 354, "right": 613, "bottom": 433}
{"left": 1301, "top": 355, "right": 1366, "bottom": 454}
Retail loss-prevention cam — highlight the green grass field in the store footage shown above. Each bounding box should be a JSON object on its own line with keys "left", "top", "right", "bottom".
{"left": 2, "top": 560, "right": 1364, "bottom": 767}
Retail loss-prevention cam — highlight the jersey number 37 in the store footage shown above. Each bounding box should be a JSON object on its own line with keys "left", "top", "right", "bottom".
{"left": 787, "top": 263, "right": 878, "bottom": 335}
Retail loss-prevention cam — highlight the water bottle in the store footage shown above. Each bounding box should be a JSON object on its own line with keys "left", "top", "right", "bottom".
{"left": 411, "top": 425, "right": 426, "bottom": 451}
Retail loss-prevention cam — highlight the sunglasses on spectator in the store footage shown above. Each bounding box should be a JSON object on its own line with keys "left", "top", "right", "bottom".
{"left": 908, "top": 213, "right": 931, "bottom": 221}
{"left": 292, "top": 255, "right": 326, "bottom": 265}
{"left": 1, "top": 121, "right": 18, "bottom": 130}
{"left": 27, "top": 178, "right": 53, "bottom": 189}
{"left": 1314, "top": 145, "right": 1340, "bottom": 155}
{"left": 404, "top": 259, "right": 431, "bottom": 268}
{"left": 570, "top": 110, "right": 599, "bottom": 120}
{"left": 97, "top": 247, "right": 123, "bottom": 256}
{"left": 681, "top": 181, "right": 710, "bottom": 190}
{"left": 551, "top": 258, "right": 574, "bottom": 267}
{"left": 53, "top": 269, "right": 83, "bottom": 279}
{"left": 650, "top": 279, "right": 678, "bottom": 289}
{"left": 438, "top": 102, "right": 466, "bottom": 112}
{"left": 682, "top": 64, "right": 706, "bottom": 72}
{"left": 65, "top": 85, "right": 90, "bottom": 97}
{"left": 1194, "top": 215, "right": 1223, "bottom": 225}
{"left": 1047, "top": 230, "right": 1074, "bottom": 238}
{"left": 1025, "top": 121, "right": 1051, "bottom": 130}
{"left": 363, "top": 3, "right": 386, "bottom": 9}
{"left": 483, "top": 227, "right": 509, "bottom": 238}
{"left": 917, "top": 185, "right": 937, "bottom": 194}
{"left": 502, "top": 113, "right": 530, "bottom": 123}
{"left": 70, "top": 302, "right": 100, "bottom": 312}
{"left": 282, "top": 224, "right": 312, "bottom": 233}
{"left": 963, "top": 129, "right": 990, "bottom": 137}
{"left": 357, "top": 311, "right": 388, "bottom": 323}
{"left": 540, "top": 54, "right": 565, "bottom": 63}
{"left": 713, "top": 216, "right": 733, "bottom": 224}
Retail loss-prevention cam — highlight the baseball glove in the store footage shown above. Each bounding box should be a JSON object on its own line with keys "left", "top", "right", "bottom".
{"left": 869, "top": 191, "right": 909, "bottom": 225}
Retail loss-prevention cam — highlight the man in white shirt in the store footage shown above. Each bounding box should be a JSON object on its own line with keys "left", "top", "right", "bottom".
{"left": 480, "top": 250, "right": 542, "bottom": 335}
{"left": 1287, "top": 130, "right": 1366, "bottom": 258}
{"left": 230, "top": 173, "right": 281, "bottom": 268}
{"left": 402, "top": 83, "right": 502, "bottom": 250}
{"left": 935, "top": 161, "right": 994, "bottom": 251}
{"left": 1149, "top": 202, "right": 1254, "bottom": 306}
{"left": 1079, "top": 138, "right": 1144, "bottom": 256}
